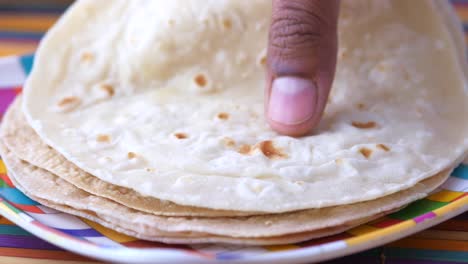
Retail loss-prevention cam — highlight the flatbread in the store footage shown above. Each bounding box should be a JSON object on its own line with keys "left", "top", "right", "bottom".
{"left": 21, "top": 196, "right": 388, "bottom": 245}
{"left": 22, "top": 0, "right": 468, "bottom": 212}
{"left": 0, "top": 141, "right": 451, "bottom": 240}
{"left": 1, "top": 96, "right": 258, "bottom": 217}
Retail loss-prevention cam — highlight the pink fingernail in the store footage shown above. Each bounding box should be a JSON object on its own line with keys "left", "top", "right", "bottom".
{"left": 268, "top": 77, "right": 317, "bottom": 125}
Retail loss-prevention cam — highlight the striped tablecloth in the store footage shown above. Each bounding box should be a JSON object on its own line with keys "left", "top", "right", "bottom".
{"left": 0, "top": 1, "right": 467, "bottom": 263}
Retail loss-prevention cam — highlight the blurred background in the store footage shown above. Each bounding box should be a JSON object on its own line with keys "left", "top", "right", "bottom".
{"left": 1, "top": 0, "right": 468, "bottom": 57}
{"left": 1, "top": 0, "right": 468, "bottom": 56}
{"left": 0, "top": 0, "right": 72, "bottom": 56}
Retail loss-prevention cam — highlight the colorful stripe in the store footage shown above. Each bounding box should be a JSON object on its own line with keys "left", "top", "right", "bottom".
{"left": 452, "top": 165, "right": 468, "bottom": 179}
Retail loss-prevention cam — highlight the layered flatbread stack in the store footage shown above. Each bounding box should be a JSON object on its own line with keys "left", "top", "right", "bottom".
{"left": 1, "top": 0, "right": 467, "bottom": 245}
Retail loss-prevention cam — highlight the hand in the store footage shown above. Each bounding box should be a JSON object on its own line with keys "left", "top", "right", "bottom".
{"left": 265, "top": 0, "right": 339, "bottom": 136}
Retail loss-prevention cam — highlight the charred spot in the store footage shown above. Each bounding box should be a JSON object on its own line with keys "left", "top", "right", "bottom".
{"left": 100, "top": 84, "right": 115, "bottom": 96}
{"left": 359, "top": 147, "right": 372, "bottom": 158}
{"left": 96, "top": 134, "right": 111, "bottom": 143}
{"left": 80, "top": 52, "right": 94, "bottom": 62}
{"left": 352, "top": 121, "right": 376, "bottom": 129}
{"left": 356, "top": 103, "right": 366, "bottom": 110}
{"left": 217, "top": 112, "right": 229, "bottom": 120}
{"left": 174, "top": 132, "right": 188, "bottom": 139}
{"left": 58, "top": 96, "right": 80, "bottom": 107}
{"left": 194, "top": 74, "right": 207, "bottom": 87}
{"left": 222, "top": 18, "right": 232, "bottom": 29}
{"left": 222, "top": 137, "right": 235, "bottom": 147}
{"left": 377, "top": 144, "right": 390, "bottom": 152}
{"left": 256, "top": 140, "right": 287, "bottom": 159}
{"left": 238, "top": 144, "right": 252, "bottom": 155}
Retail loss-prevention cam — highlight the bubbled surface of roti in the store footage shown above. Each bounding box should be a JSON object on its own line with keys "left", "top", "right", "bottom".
{"left": 22, "top": 0, "right": 468, "bottom": 212}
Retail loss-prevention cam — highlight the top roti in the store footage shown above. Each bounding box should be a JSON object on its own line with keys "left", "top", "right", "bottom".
{"left": 23, "top": 0, "right": 468, "bottom": 212}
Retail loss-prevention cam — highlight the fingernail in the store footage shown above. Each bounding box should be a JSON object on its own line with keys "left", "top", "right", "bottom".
{"left": 268, "top": 77, "right": 317, "bottom": 125}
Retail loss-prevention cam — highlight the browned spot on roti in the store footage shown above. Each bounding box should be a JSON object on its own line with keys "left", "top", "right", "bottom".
{"left": 256, "top": 140, "right": 287, "bottom": 159}
{"left": 194, "top": 74, "right": 207, "bottom": 87}
{"left": 377, "top": 144, "right": 390, "bottom": 152}
{"left": 127, "top": 152, "right": 137, "bottom": 159}
{"left": 359, "top": 147, "right": 372, "bottom": 158}
{"left": 99, "top": 84, "right": 115, "bottom": 96}
{"left": 57, "top": 96, "right": 81, "bottom": 111}
{"left": 222, "top": 137, "right": 235, "bottom": 147}
{"left": 174, "top": 132, "right": 188, "bottom": 139}
{"left": 80, "top": 52, "right": 94, "bottom": 62}
{"left": 335, "top": 158, "right": 343, "bottom": 165}
{"left": 96, "top": 134, "right": 111, "bottom": 143}
{"left": 222, "top": 18, "right": 232, "bottom": 29}
{"left": 238, "top": 141, "right": 287, "bottom": 159}
{"left": 357, "top": 103, "right": 366, "bottom": 110}
{"left": 217, "top": 112, "right": 229, "bottom": 120}
{"left": 259, "top": 56, "right": 267, "bottom": 66}
{"left": 352, "top": 121, "right": 376, "bottom": 129}
{"left": 238, "top": 144, "right": 252, "bottom": 155}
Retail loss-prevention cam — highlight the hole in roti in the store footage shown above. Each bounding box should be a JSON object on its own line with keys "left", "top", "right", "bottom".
{"left": 194, "top": 74, "right": 207, "bottom": 87}
{"left": 174, "top": 132, "right": 188, "bottom": 139}
{"left": 352, "top": 121, "right": 376, "bottom": 129}
{"left": 359, "top": 147, "right": 372, "bottom": 158}
{"left": 377, "top": 144, "right": 390, "bottom": 152}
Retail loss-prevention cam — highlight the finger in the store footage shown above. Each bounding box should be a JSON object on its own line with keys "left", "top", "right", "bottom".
{"left": 266, "top": 0, "right": 339, "bottom": 136}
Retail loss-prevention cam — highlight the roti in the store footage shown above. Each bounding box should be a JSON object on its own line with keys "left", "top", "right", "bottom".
{"left": 1, "top": 96, "right": 258, "bottom": 217}
{"left": 0, "top": 141, "right": 451, "bottom": 240}
{"left": 22, "top": 0, "right": 468, "bottom": 212}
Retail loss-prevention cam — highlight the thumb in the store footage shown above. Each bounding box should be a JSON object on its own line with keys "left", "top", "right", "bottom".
{"left": 266, "top": 0, "right": 339, "bottom": 136}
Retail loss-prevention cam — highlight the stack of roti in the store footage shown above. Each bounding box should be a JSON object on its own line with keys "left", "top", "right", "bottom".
{"left": 1, "top": 0, "right": 467, "bottom": 245}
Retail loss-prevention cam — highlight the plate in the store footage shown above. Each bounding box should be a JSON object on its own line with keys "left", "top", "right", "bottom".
{"left": 0, "top": 55, "right": 467, "bottom": 264}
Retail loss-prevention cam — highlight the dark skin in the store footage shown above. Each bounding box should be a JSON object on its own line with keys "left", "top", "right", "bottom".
{"left": 265, "top": 0, "right": 339, "bottom": 136}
